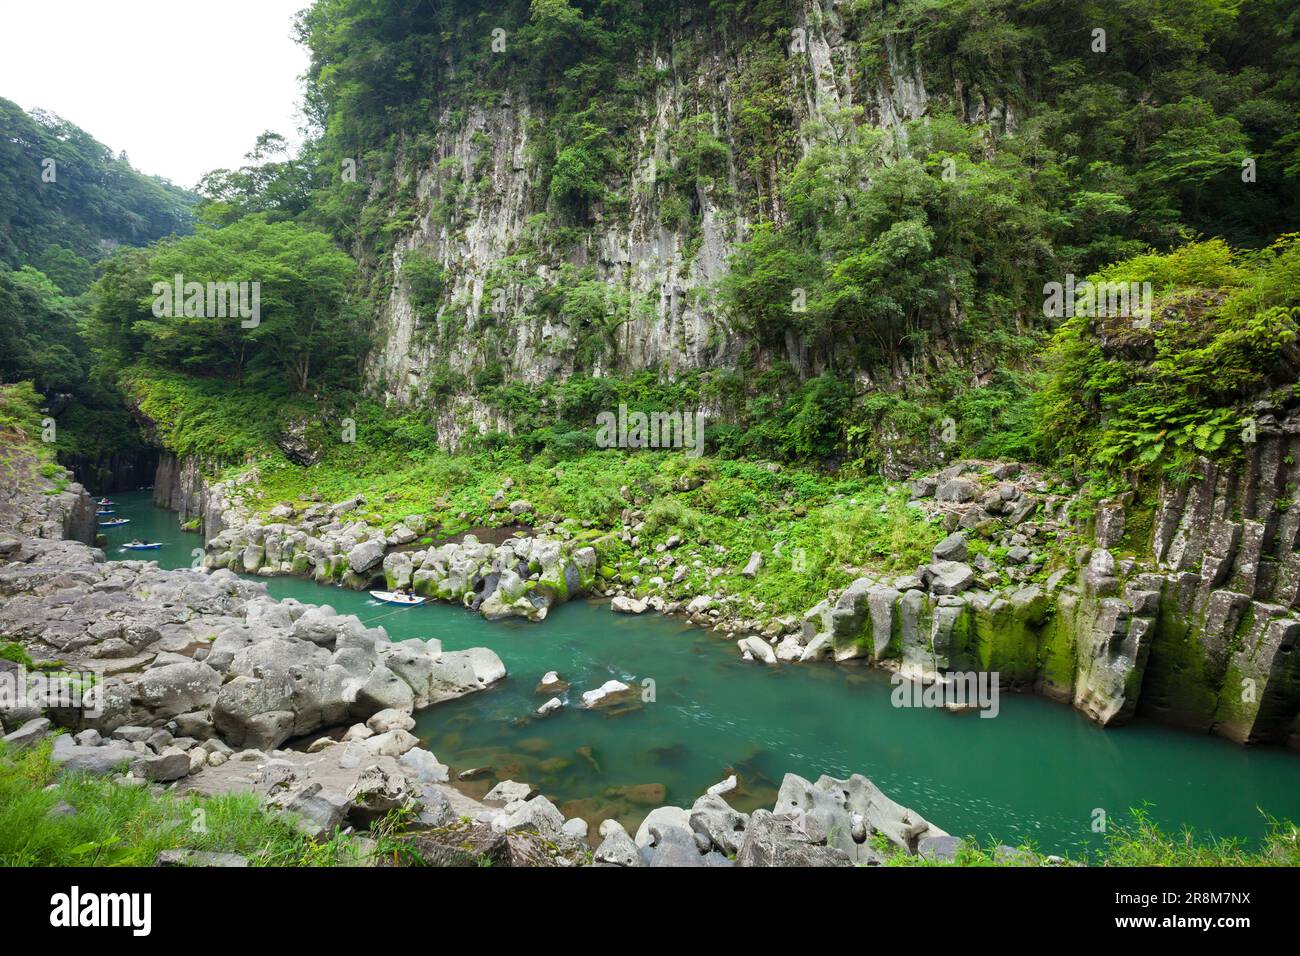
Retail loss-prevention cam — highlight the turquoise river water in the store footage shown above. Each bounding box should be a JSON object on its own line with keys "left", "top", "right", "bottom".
{"left": 100, "top": 490, "right": 1300, "bottom": 854}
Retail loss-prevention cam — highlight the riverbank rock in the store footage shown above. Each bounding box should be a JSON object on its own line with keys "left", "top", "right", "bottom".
{"left": 581, "top": 679, "right": 631, "bottom": 708}
{"left": 737, "top": 636, "right": 776, "bottom": 664}
{"left": 396, "top": 819, "right": 589, "bottom": 867}
{"left": 0, "top": 520, "right": 506, "bottom": 754}
{"left": 611, "top": 595, "right": 648, "bottom": 614}
{"left": 734, "top": 810, "right": 853, "bottom": 867}
{"left": 203, "top": 498, "right": 600, "bottom": 626}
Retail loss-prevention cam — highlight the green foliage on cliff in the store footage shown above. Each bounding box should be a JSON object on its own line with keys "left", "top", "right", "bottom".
{"left": 722, "top": 113, "right": 1054, "bottom": 370}
{"left": 281, "top": 0, "right": 1299, "bottom": 474}
{"left": 1038, "top": 235, "right": 1300, "bottom": 478}
{"left": 0, "top": 267, "right": 88, "bottom": 395}
{"left": 19, "top": 0, "right": 1300, "bottom": 482}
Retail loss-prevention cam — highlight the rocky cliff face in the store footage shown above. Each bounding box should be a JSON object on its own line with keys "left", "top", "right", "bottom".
{"left": 152, "top": 451, "right": 232, "bottom": 539}
{"left": 362, "top": 0, "right": 1014, "bottom": 444}
{"left": 1132, "top": 406, "right": 1300, "bottom": 746}
{"left": 791, "top": 432, "right": 1300, "bottom": 750}
{"left": 0, "top": 449, "right": 96, "bottom": 547}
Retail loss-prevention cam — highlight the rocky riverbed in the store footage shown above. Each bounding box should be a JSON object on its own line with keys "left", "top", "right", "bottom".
{"left": 1, "top": 449, "right": 974, "bottom": 867}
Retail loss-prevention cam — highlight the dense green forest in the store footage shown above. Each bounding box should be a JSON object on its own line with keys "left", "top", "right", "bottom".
{"left": 0, "top": 97, "right": 194, "bottom": 280}
{"left": 0, "top": 98, "right": 197, "bottom": 475}
{"left": 2, "top": 0, "right": 1299, "bottom": 490}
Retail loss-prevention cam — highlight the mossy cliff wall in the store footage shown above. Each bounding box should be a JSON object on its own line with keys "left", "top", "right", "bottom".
{"left": 804, "top": 412, "right": 1300, "bottom": 748}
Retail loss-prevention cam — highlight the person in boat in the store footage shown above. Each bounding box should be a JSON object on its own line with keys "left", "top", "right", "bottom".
{"left": 128, "top": 538, "right": 147, "bottom": 546}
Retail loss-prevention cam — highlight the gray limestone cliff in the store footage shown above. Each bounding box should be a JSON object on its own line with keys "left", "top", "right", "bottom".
{"left": 358, "top": 0, "right": 1014, "bottom": 446}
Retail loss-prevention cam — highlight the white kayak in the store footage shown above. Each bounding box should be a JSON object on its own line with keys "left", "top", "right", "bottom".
{"left": 99, "top": 518, "right": 130, "bottom": 527}
{"left": 121, "top": 543, "right": 163, "bottom": 551}
{"left": 369, "top": 590, "right": 426, "bottom": 607}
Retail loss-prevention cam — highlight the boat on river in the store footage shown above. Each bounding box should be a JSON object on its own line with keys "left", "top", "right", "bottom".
{"left": 121, "top": 542, "right": 162, "bottom": 551}
{"left": 98, "top": 518, "right": 130, "bottom": 528}
{"left": 368, "top": 590, "right": 426, "bottom": 607}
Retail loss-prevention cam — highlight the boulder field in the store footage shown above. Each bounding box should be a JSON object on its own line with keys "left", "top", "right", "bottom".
{"left": 0, "top": 527, "right": 969, "bottom": 866}
{"left": 0, "top": 534, "right": 506, "bottom": 753}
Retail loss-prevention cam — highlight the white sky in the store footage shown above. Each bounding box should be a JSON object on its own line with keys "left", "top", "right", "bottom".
{"left": 0, "top": 0, "right": 311, "bottom": 190}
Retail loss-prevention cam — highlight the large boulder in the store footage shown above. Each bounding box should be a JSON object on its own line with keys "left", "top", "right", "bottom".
{"left": 781, "top": 772, "right": 947, "bottom": 856}
{"left": 50, "top": 735, "right": 136, "bottom": 776}
{"left": 1, "top": 717, "right": 51, "bottom": 752}
{"left": 737, "top": 636, "right": 777, "bottom": 664}
{"left": 594, "top": 829, "right": 644, "bottom": 867}
{"left": 689, "top": 793, "right": 750, "bottom": 856}
{"left": 280, "top": 783, "right": 351, "bottom": 839}
{"left": 346, "top": 765, "right": 417, "bottom": 827}
{"left": 347, "top": 539, "right": 385, "bottom": 575}
{"left": 496, "top": 795, "right": 565, "bottom": 837}
{"left": 931, "top": 533, "right": 968, "bottom": 562}
{"left": 927, "top": 561, "right": 975, "bottom": 595}
{"left": 634, "top": 806, "right": 691, "bottom": 848}
{"left": 734, "top": 810, "right": 853, "bottom": 867}
{"left": 131, "top": 662, "right": 221, "bottom": 719}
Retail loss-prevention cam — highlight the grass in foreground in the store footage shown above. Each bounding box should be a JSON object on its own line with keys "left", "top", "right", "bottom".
{"left": 880, "top": 808, "right": 1300, "bottom": 867}
{"left": 0, "top": 741, "right": 375, "bottom": 867}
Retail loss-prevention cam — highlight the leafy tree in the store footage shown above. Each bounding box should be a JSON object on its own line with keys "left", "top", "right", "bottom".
{"left": 196, "top": 132, "right": 318, "bottom": 226}
{"left": 0, "top": 266, "right": 87, "bottom": 393}
{"left": 93, "top": 217, "right": 363, "bottom": 394}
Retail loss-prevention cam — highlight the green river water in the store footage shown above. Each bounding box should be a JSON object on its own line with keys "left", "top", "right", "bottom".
{"left": 101, "top": 490, "right": 1300, "bottom": 854}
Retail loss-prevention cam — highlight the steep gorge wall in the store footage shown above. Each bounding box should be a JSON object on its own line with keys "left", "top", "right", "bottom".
{"left": 1130, "top": 406, "right": 1300, "bottom": 746}
{"left": 152, "top": 452, "right": 231, "bottom": 541}
{"left": 364, "top": 0, "right": 1011, "bottom": 445}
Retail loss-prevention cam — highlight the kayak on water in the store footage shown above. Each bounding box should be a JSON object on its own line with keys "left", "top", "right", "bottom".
{"left": 96, "top": 509, "right": 115, "bottom": 515}
{"left": 96, "top": 498, "right": 114, "bottom": 506}
{"left": 368, "top": 590, "right": 427, "bottom": 607}
{"left": 99, "top": 518, "right": 130, "bottom": 527}
{"left": 121, "top": 542, "right": 162, "bottom": 551}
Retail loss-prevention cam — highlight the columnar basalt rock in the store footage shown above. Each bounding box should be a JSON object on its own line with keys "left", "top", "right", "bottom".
{"left": 360, "top": 0, "right": 964, "bottom": 456}
{"left": 777, "top": 451, "right": 1300, "bottom": 746}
